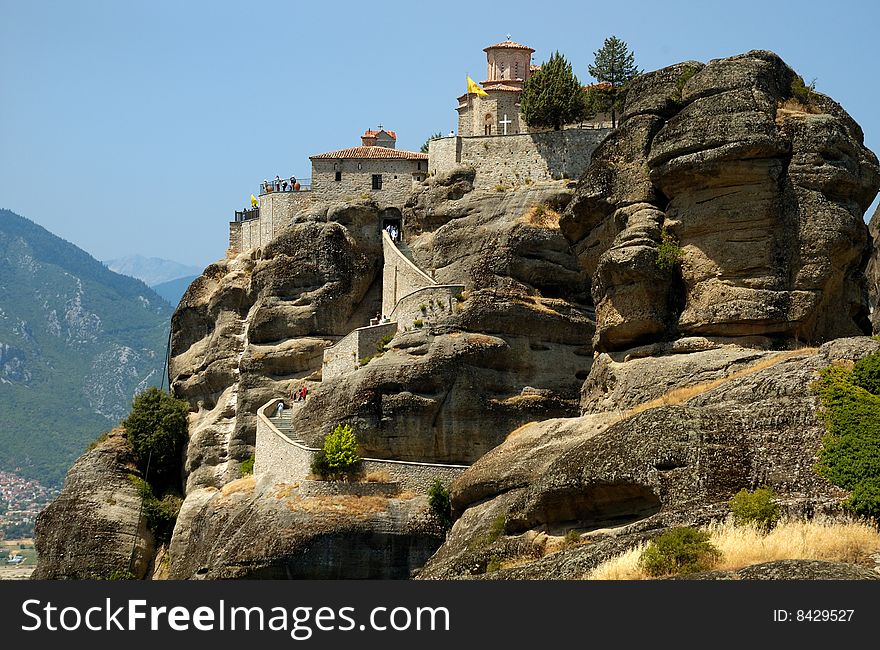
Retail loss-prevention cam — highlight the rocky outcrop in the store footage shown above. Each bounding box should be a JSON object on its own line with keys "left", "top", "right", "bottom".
{"left": 287, "top": 179, "right": 593, "bottom": 461}
{"left": 561, "top": 51, "right": 880, "bottom": 352}
{"left": 167, "top": 477, "right": 443, "bottom": 579}
{"left": 867, "top": 205, "right": 880, "bottom": 333}
{"left": 33, "top": 430, "right": 154, "bottom": 579}
{"left": 169, "top": 204, "right": 386, "bottom": 492}
{"left": 418, "top": 338, "right": 879, "bottom": 579}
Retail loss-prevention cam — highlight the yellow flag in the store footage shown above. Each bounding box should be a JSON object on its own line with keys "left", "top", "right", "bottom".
{"left": 250, "top": 194, "right": 258, "bottom": 207}
{"left": 467, "top": 75, "right": 488, "bottom": 97}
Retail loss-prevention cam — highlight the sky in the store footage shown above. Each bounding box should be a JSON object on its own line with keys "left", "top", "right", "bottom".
{"left": 2, "top": 0, "right": 879, "bottom": 269}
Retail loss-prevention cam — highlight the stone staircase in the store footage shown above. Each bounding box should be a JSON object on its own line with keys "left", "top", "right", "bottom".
{"left": 268, "top": 406, "right": 308, "bottom": 446}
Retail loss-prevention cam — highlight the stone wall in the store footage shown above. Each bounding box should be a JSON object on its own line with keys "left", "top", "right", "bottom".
{"left": 382, "top": 230, "right": 437, "bottom": 316}
{"left": 430, "top": 129, "right": 610, "bottom": 189}
{"left": 228, "top": 191, "right": 317, "bottom": 253}
{"left": 255, "top": 399, "right": 467, "bottom": 493}
{"left": 390, "top": 284, "right": 465, "bottom": 333}
{"left": 322, "top": 322, "right": 397, "bottom": 380}
{"left": 312, "top": 158, "right": 426, "bottom": 207}
{"left": 428, "top": 137, "right": 460, "bottom": 175}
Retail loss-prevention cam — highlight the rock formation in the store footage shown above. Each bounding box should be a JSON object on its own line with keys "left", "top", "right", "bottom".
{"left": 33, "top": 430, "right": 154, "bottom": 579}
{"left": 418, "top": 338, "right": 878, "bottom": 579}
{"left": 167, "top": 477, "right": 443, "bottom": 579}
{"left": 561, "top": 51, "right": 879, "bottom": 352}
{"left": 33, "top": 51, "right": 880, "bottom": 582}
{"left": 867, "top": 205, "right": 880, "bottom": 333}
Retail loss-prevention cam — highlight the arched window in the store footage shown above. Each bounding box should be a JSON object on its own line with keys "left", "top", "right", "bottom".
{"left": 499, "top": 61, "right": 505, "bottom": 79}
{"left": 484, "top": 113, "right": 493, "bottom": 136}
{"left": 514, "top": 61, "right": 519, "bottom": 79}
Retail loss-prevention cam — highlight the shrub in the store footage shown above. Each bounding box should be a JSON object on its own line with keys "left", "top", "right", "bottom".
{"left": 655, "top": 226, "right": 682, "bottom": 271}
{"left": 428, "top": 479, "right": 453, "bottom": 531}
{"left": 376, "top": 334, "right": 394, "bottom": 353}
{"left": 672, "top": 65, "right": 699, "bottom": 103}
{"left": 419, "top": 303, "right": 427, "bottom": 312}
{"left": 850, "top": 353, "right": 880, "bottom": 396}
{"left": 87, "top": 431, "right": 111, "bottom": 451}
{"left": 728, "top": 486, "right": 780, "bottom": 531}
{"left": 310, "top": 450, "right": 330, "bottom": 477}
{"left": 790, "top": 75, "right": 817, "bottom": 105}
{"left": 321, "top": 424, "right": 361, "bottom": 476}
{"left": 122, "top": 387, "right": 189, "bottom": 492}
{"left": 494, "top": 184, "right": 508, "bottom": 192}
{"left": 239, "top": 455, "right": 255, "bottom": 477}
{"left": 129, "top": 475, "right": 182, "bottom": 544}
{"left": 564, "top": 529, "right": 582, "bottom": 547}
{"left": 639, "top": 527, "right": 722, "bottom": 577}
{"left": 812, "top": 355, "right": 880, "bottom": 519}
{"left": 485, "top": 556, "right": 503, "bottom": 573}
{"left": 413, "top": 319, "right": 424, "bottom": 328}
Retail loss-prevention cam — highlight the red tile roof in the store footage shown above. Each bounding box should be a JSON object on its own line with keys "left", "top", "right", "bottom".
{"left": 481, "top": 82, "right": 523, "bottom": 91}
{"left": 585, "top": 82, "right": 613, "bottom": 91}
{"left": 310, "top": 146, "right": 427, "bottom": 160}
{"left": 484, "top": 40, "right": 534, "bottom": 52}
{"left": 363, "top": 129, "right": 397, "bottom": 140}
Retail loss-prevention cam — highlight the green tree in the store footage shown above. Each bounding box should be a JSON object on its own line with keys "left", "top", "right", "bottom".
{"left": 588, "top": 35, "right": 641, "bottom": 128}
{"left": 322, "top": 424, "right": 361, "bottom": 474}
{"left": 122, "top": 387, "right": 189, "bottom": 492}
{"left": 428, "top": 478, "right": 453, "bottom": 531}
{"left": 420, "top": 131, "right": 444, "bottom": 153}
{"left": 520, "top": 51, "right": 588, "bottom": 130}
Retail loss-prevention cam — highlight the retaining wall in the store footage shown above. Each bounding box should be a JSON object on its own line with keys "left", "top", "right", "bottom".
{"left": 428, "top": 129, "right": 611, "bottom": 189}
{"left": 381, "top": 230, "right": 436, "bottom": 317}
{"left": 390, "top": 285, "right": 465, "bottom": 333}
{"left": 322, "top": 322, "right": 397, "bottom": 380}
{"left": 255, "top": 399, "right": 467, "bottom": 493}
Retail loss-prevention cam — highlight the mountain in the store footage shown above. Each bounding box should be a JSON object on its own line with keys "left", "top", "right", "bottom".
{"left": 151, "top": 274, "right": 199, "bottom": 307}
{"left": 0, "top": 209, "right": 172, "bottom": 486}
{"left": 104, "top": 255, "right": 202, "bottom": 287}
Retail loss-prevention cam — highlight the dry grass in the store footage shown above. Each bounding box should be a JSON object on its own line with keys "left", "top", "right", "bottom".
{"left": 288, "top": 495, "right": 389, "bottom": 516}
{"left": 627, "top": 348, "right": 816, "bottom": 416}
{"left": 586, "top": 518, "right": 880, "bottom": 580}
{"left": 363, "top": 470, "right": 392, "bottom": 483}
{"left": 775, "top": 98, "right": 822, "bottom": 125}
{"left": 521, "top": 204, "right": 561, "bottom": 229}
{"left": 220, "top": 476, "right": 256, "bottom": 497}
{"left": 512, "top": 296, "right": 562, "bottom": 316}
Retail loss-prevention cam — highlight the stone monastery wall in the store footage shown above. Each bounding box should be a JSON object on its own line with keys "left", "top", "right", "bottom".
{"left": 228, "top": 190, "right": 317, "bottom": 254}
{"left": 429, "top": 128, "right": 610, "bottom": 189}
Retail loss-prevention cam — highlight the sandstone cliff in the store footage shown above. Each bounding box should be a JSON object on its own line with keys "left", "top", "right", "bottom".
{"left": 561, "top": 51, "right": 879, "bottom": 351}
{"left": 418, "top": 338, "right": 877, "bottom": 579}
{"left": 867, "top": 205, "right": 880, "bottom": 332}
{"left": 33, "top": 430, "right": 154, "bottom": 579}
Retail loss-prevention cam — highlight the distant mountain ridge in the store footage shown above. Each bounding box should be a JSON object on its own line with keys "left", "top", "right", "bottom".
{"left": 0, "top": 209, "right": 172, "bottom": 486}
{"left": 151, "top": 275, "right": 199, "bottom": 307}
{"left": 104, "top": 255, "right": 202, "bottom": 287}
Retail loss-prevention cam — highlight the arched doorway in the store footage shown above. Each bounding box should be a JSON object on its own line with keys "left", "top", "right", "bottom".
{"left": 484, "top": 113, "right": 493, "bottom": 136}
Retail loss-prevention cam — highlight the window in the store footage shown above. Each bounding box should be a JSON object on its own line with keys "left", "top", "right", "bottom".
{"left": 335, "top": 171, "right": 342, "bottom": 182}
{"left": 372, "top": 174, "right": 382, "bottom": 190}
{"left": 514, "top": 62, "right": 519, "bottom": 78}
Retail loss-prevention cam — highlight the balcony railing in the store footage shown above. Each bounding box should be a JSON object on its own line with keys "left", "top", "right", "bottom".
{"left": 234, "top": 208, "right": 259, "bottom": 222}
{"left": 260, "top": 177, "right": 312, "bottom": 194}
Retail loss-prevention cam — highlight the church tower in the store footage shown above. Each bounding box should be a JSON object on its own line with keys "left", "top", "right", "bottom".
{"left": 457, "top": 38, "right": 535, "bottom": 137}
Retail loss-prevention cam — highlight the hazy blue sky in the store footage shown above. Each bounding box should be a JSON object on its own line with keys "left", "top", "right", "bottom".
{"left": 2, "top": 0, "right": 879, "bottom": 268}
